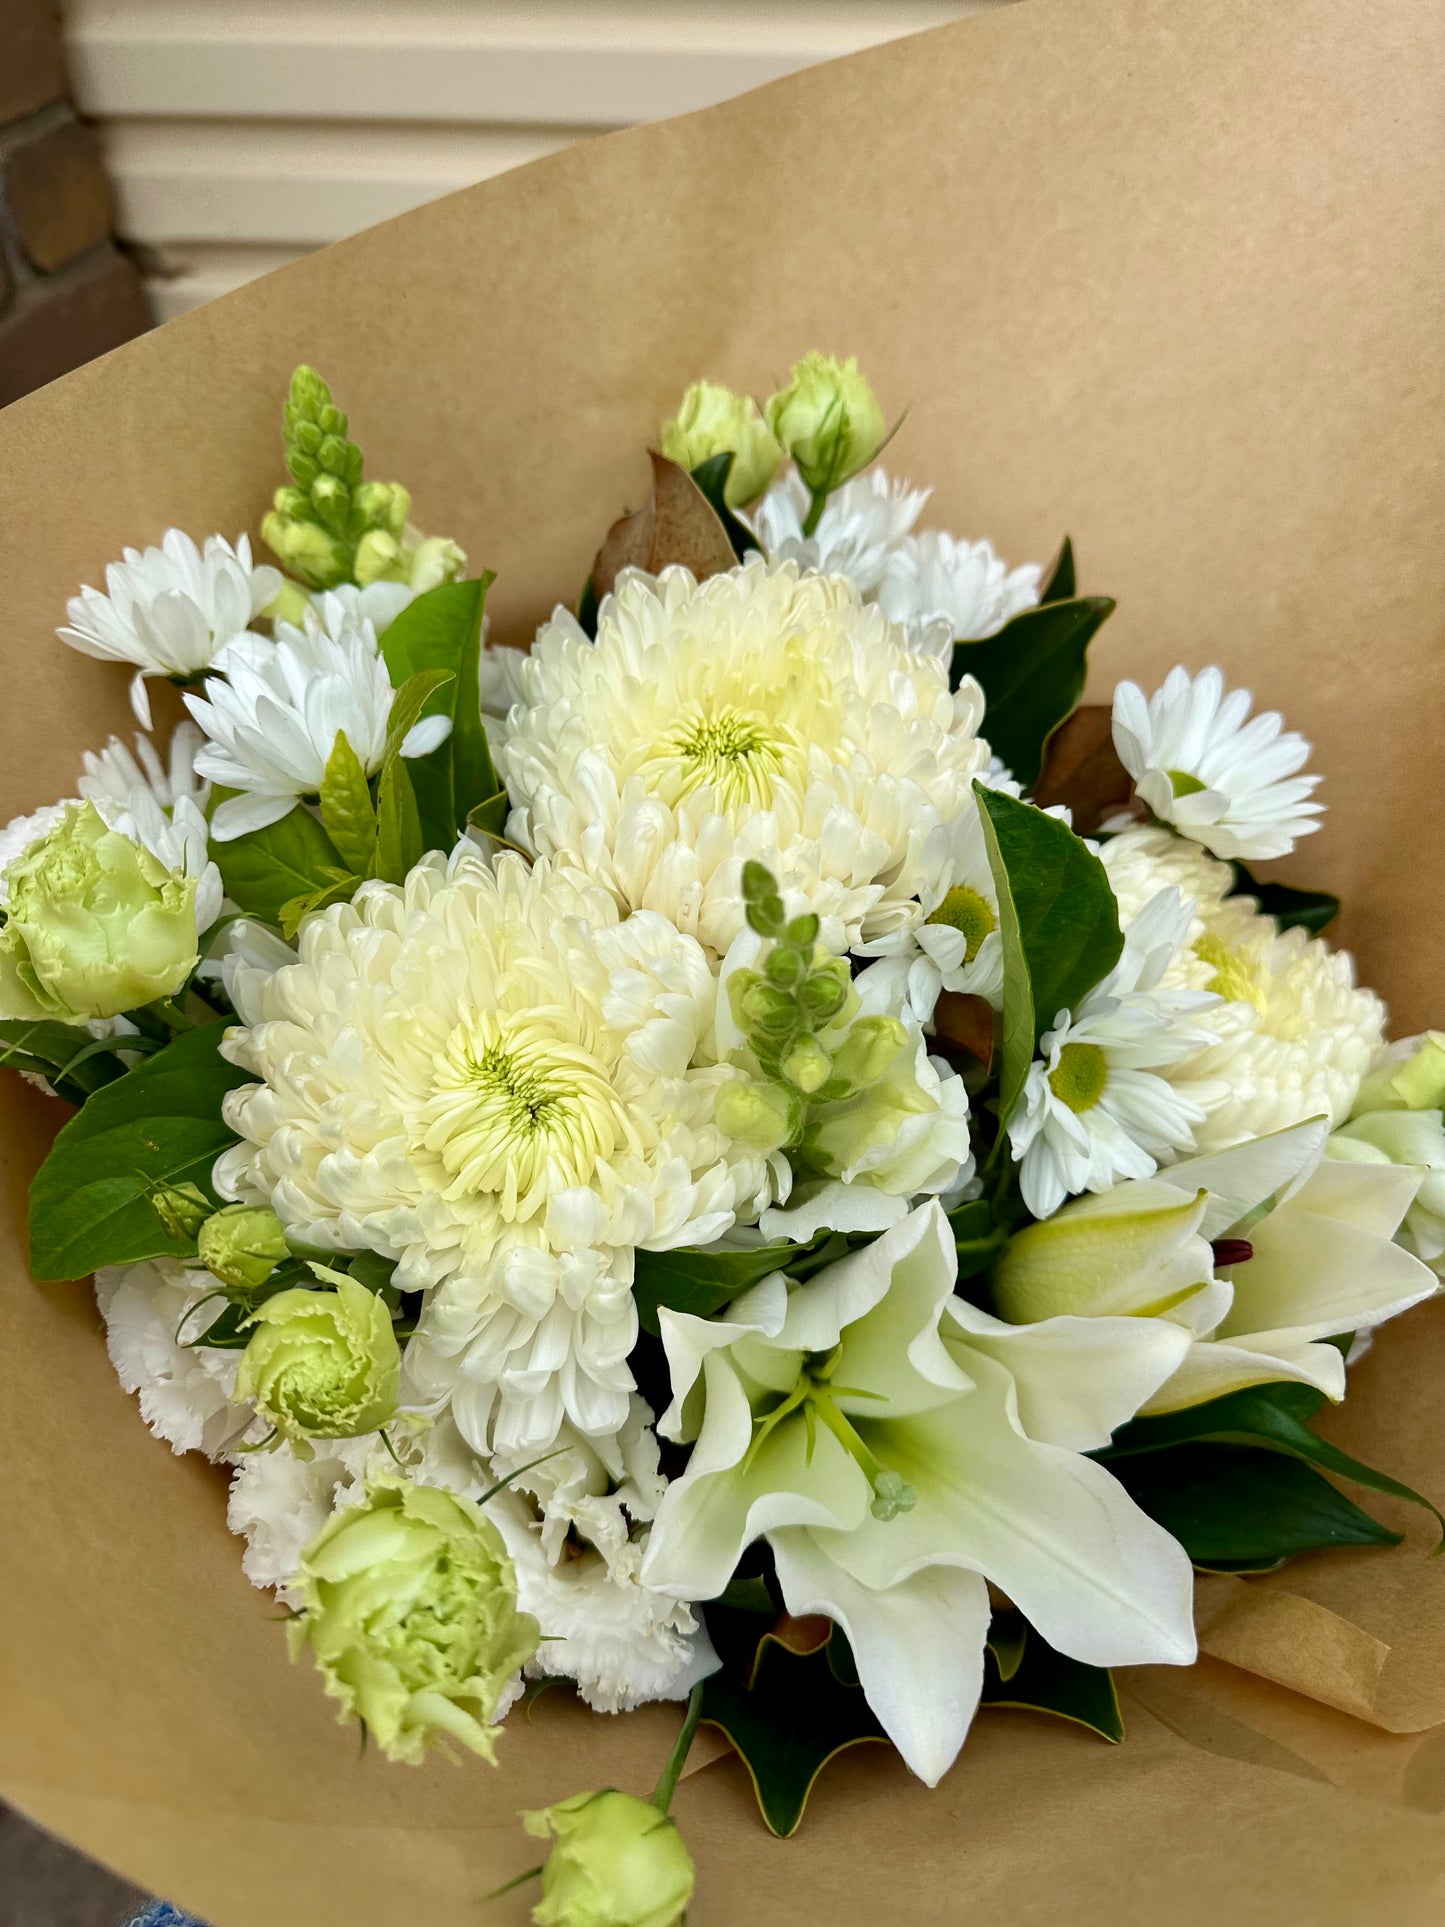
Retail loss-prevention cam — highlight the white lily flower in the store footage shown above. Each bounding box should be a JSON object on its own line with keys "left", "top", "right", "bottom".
{"left": 643, "top": 1201, "right": 1196, "bottom": 1785}
{"left": 59, "top": 531, "right": 281, "bottom": 729}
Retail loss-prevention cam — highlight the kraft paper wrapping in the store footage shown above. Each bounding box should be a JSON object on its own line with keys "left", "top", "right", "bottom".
{"left": 1, "top": 0, "right": 1443, "bottom": 1919}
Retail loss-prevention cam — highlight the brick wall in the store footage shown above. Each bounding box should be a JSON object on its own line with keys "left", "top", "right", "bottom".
{"left": 0, "top": 0, "right": 149, "bottom": 407}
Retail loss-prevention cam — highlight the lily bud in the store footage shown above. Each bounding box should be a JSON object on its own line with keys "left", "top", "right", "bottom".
{"left": 992, "top": 1179, "right": 1213, "bottom": 1324}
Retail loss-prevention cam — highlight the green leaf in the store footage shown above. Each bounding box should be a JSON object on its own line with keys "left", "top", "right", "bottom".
{"left": 212, "top": 805, "right": 346, "bottom": 926}
{"left": 1231, "top": 862, "right": 1339, "bottom": 936}
{"left": 28, "top": 1023, "right": 250, "bottom": 1281}
{"left": 318, "top": 728, "right": 377, "bottom": 873}
{"left": 373, "top": 755, "right": 424, "bottom": 883}
{"left": 1102, "top": 1380, "right": 1444, "bottom": 1542}
{"left": 952, "top": 595, "right": 1114, "bottom": 787}
{"left": 717, "top": 1574, "right": 777, "bottom": 1615}
{"left": 1109, "top": 1442, "right": 1400, "bottom": 1572}
{"left": 379, "top": 577, "right": 499, "bottom": 846}
{"left": 701, "top": 1628, "right": 885, "bottom": 1837}
{"left": 633, "top": 1238, "right": 820, "bottom": 1336}
{"left": 981, "top": 1626, "right": 1123, "bottom": 1742}
{"left": 1038, "top": 535, "right": 1076, "bottom": 605}
{"left": 985, "top": 1608, "right": 1028, "bottom": 1684}
{"left": 974, "top": 784, "right": 1124, "bottom": 1123}
{"left": 279, "top": 867, "right": 360, "bottom": 940}
{"left": 383, "top": 667, "right": 455, "bottom": 763}
{"left": 948, "top": 1198, "right": 1007, "bottom": 1280}
{"left": 688, "top": 453, "right": 763, "bottom": 560}
{"left": 466, "top": 789, "right": 511, "bottom": 840}
{"left": 0, "top": 1019, "right": 140, "bottom": 1104}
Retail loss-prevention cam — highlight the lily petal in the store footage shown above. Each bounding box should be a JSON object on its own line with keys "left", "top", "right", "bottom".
{"left": 1166, "top": 1118, "right": 1331, "bottom": 1238}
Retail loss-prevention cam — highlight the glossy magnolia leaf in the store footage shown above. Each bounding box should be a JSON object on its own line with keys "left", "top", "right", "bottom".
{"left": 1031, "top": 703, "right": 1134, "bottom": 833}
{"left": 688, "top": 451, "right": 764, "bottom": 559}
{"left": 981, "top": 1625, "right": 1122, "bottom": 1742}
{"left": 318, "top": 728, "right": 376, "bottom": 873}
{"left": 1231, "top": 862, "right": 1340, "bottom": 936}
{"left": 974, "top": 784, "right": 1124, "bottom": 1123}
{"left": 591, "top": 451, "right": 738, "bottom": 599}
{"left": 1109, "top": 1442, "right": 1400, "bottom": 1572}
{"left": 213, "top": 803, "right": 346, "bottom": 927}
{"left": 951, "top": 595, "right": 1114, "bottom": 787}
{"left": 633, "top": 1236, "right": 822, "bottom": 1335}
{"left": 1102, "top": 1380, "right": 1444, "bottom": 1543}
{"left": 28, "top": 1023, "right": 249, "bottom": 1281}
{"left": 701, "top": 1629, "right": 885, "bottom": 1837}
{"left": 1038, "top": 534, "right": 1076, "bottom": 604}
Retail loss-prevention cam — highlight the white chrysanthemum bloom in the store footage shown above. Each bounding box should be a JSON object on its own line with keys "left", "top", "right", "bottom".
{"left": 58, "top": 531, "right": 281, "bottom": 729}
{"left": 1112, "top": 666, "right": 1323, "bottom": 861}
{"left": 875, "top": 530, "right": 1041, "bottom": 657}
{"left": 187, "top": 596, "right": 448, "bottom": 840}
{"left": 1102, "top": 824, "right": 1385, "bottom": 1151}
{"left": 217, "top": 845, "right": 777, "bottom": 1452}
{"left": 479, "top": 640, "right": 531, "bottom": 767}
{"left": 96, "top": 1257, "right": 249, "bottom": 1459}
{"left": 309, "top": 578, "right": 417, "bottom": 637}
{"left": 502, "top": 559, "right": 991, "bottom": 958}
{"left": 80, "top": 721, "right": 211, "bottom": 820}
{"left": 1008, "top": 890, "right": 1223, "bottom": 1217}
{"left": 749, "top": 467, "right": 929, "bottom": 594}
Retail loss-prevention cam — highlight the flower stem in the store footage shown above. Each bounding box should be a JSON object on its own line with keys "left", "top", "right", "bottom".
{"left": 650, "top": 1681, "right": 705, "bottom": 1815}
{"left": 800, "top": 485, "right": 831, "bottom": 539}
{"left": 151, "top": 997, "right": 196, "bottom": 1033}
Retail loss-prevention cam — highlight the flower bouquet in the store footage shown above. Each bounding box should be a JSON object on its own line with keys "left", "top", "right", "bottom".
{"left": 3, "top": 334, "right": 1443, "bottom": 1924}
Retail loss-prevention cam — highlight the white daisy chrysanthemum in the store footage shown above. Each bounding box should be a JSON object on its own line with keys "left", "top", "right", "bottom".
{"left": 1102, "top": 824, "right": 1384, "bottom": 1151}
{"left": 1007, "top": 889, "right": 1223, "bottom": 1217}
{"left": 186, "top": 595, "right": 448, "bottom": 840}
{"left": 308, "top": 578, "right": 418, "bottom": 637}
{"left": 96, "top": 1257, "right": 250, "bottom": 1459}
{"left": 216, "top": 845, "right": 777, "bottom": 1453}
{"left": 749, "top": 467, "right": 929, "bottom": 595}
{"left": 1112, "top": 666, "right": 1323, "bottom": 860}
{"left": 875, "top": 529, "right": 1041, "bottom": 658}
{"left": 500, "top": 558, "right": 991, "bottom": 958}
{"left": 79, "top": 721, "right": 211, "bottom": 820}
{"left": 58, "top": 531, "right": 281, "bottom": 729}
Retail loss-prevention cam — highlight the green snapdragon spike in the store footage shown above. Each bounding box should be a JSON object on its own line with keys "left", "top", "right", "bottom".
{"left": 261, "top": 365, "right": 411, "bottom": 590}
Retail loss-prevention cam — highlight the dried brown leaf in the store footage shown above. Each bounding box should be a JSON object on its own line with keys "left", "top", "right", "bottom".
{"left": 590, "top": 450, "right": 737, "bottom": 599}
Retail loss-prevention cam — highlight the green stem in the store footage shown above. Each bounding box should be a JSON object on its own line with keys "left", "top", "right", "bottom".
{"left": 800, "top": 484, "right": 831, "bottom": 539}
{"left": 151, "top": 997, "right": 196, "bottom": 1033}
{"left": 650, "top": 1681, "right": 705, "bottom": 1815}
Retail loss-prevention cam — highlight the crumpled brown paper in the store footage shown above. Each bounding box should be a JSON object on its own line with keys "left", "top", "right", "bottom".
{"left": 1, "top": 0, "right": 1443, "bottom": 1920}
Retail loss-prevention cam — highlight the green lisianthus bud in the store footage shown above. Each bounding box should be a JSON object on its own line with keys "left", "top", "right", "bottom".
{"left": 523, "top": 1789, "right": 695, "bottom": 1927}
{"left": 149, "top": 1180, "right": 213, "bottom": 1243}
{"left": 1351, "top": 1032, "right": 1445, "bottom": 1116}
{"left": 715, "top": 1076, "right": 799, "bottom": 1153}
{"left": 765, "top": 353, "right": 886, "bottom": 495}
{"left": 289, "top": 1471, "right": 538, "bottom": 1763}
{"left": 198, "top": 1203, "right": 289, "bottom": 1292}
{"left": 0, "top": 802, "right": 197, "bottom": 1023}
{"left": 660, "top": 379, "right": 783, "bottom": 507}
{"left": 235, "top": 1274, "right": 400, "bottom": 1450}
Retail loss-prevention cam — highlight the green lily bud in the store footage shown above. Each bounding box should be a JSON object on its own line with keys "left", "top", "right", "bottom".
{"left": 765, "top": 353, "right": 887, "bottom": 496}
{"left": 0, "top": 802, "right": 197, "bottom": 1023}
{"left": 523, "top": 1788, "right": 695, "bottom": 1927}
{"left": 1351, "top": 1032, "right": 1445, "bottom": 1116}
{"left": 781, "top": 1033, "right": 832, "bottom": 1095}
{"left": 715, "top": 1077, "right": 799, "bottom": 1153}
{"left": 198, "top": 1203, "right": 289, "bottom": 1292}
{"left": 289, "top": 1472, "right": 538, "bottom": 1764}
{"left": 992, "top": 1180, "right": 1213, "bottom": 1323}
{"left": 235, "top": 1273, "right": 400, "bottom": 1450}
{"left": 659, "top": 379, "right": 783, "bottom": 508}
{"left": 149, "top": 1180, "right": 213, "bottom": 1243}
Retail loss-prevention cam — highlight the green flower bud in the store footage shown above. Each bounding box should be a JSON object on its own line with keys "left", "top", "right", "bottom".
{"left": 805, "top": 1021, "right": 933, "bottom": 1181}
{"left": 797, "top": 961, "right": 852, "bottom": 1030}
{"left": 290, "top": 1471, "right": 537, "bottom": 1763}
{"left": 310, "top": 472, "right": 351, "bottom": 532}
{"left": 715, "top": 1077, "right": 799, "bottom": 1152}
{"left": 1351, "top": 1032, "right": 1445, "bottom": 1116}
{"left": 197, "top": 1203, "right": 289, "bottom": 1292}
{"left": 765, "top": 353, "right": 886, "bottom": 495}
{"left": 261, "top": 577, "right": 312, "bottom": 627}
{"left": 780, "top": 1033, "right": 832, "bottom": 1095}
{"left": 992, "top": 1181, "right": 1213, "bottom": 1324}
{"left": 405, "top": 534, "right": 467, "bottom": 592}
{"left": 0, "top": 802, "right": 197, "bottom": 1022}
{"left": 523, "top": 1789, "right": 695, "bottom": 1927}
{"left": 149, "top": 1180, "right": 213, "bottom": 1243}
{"left": 816, "top": 1014, "right": 907, "bottom": 1100}
{"left": 659, "top": 379, "right": 783, "bottom": 507}
{"left": 260, "top": 508, "right": 350, "bottom": 590}
{"left": 740, "top": 979, "right": 796, "bottom": 1033}
{"left": 353, "top": 528, "right": 408, "bottom": 586}
{"left": 764, "top": 943, "right": 809, "bottom": 989}
{"left": 236, "top": 1275, "right": 400, "bottom": 1450}
{"left": 355, "top": 479, "right": 411, "bottom": 537}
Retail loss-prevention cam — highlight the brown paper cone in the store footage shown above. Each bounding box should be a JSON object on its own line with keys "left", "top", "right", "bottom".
{"left": 2, "top": 0, "right": 1443, "bottom": 1919}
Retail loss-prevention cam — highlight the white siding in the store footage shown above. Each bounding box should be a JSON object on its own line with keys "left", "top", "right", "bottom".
{"left": 64, "top": 0, "right": 999, "bottom": 316}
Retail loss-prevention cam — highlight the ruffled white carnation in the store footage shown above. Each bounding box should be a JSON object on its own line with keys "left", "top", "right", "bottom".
{"left": 875, "top": 529, "right": 1041, "bottom": 655}
{"left": 226, "top": 1436, "right": 371, "bottom": 1607}
{"left": 501, "top": 558, "right": 991, "bottom": 957}
{"left": 1102, "top": 825, "right": 1384, "bottom": 1150}
{"left": 96, "top": 1258, "right": 248, "bottom": 1459}
{"left": 58, "top": 531, "right": 280, "bottom": 729}
{"left": 217, "top": 845, "right": 775, "bottom": 1452}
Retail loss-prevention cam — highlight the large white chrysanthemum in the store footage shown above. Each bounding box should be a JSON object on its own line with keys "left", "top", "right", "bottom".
{"left": 96, "top": 1257, "right": 249, "bottom": 1459}
{"left": 875, "top": 529, "right": 1041, "bottom": 655}
{"left": 1102, "top": 824, "right": 1384, "bottom": 1150}
{"left": 217, "top": 846, "right": 777, "bottom": 1452}
{"left": 749, "top": 468, "right": 929, "bottom": 594}
{"left": 58, "top": 531, "right": 280, "bottom": 729}
{"left": 501, "top": 559, "right": 991, "bottom": 957}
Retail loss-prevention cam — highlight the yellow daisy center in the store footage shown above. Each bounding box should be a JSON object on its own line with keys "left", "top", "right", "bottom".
{"left": 1048, "top": 1040, "right": 1109, "bottom": 1113}
{"left": 926, "top": 884, "right": 997, "bottom": 963}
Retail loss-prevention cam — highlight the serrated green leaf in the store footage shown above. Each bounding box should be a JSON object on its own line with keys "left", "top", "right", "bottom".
{"left": 1231, "top": 862, "right": 1340, "bottom": 936}
{"left": 28, "top": 1023, "right": 249, "bottom": 1281}
{"left": 689, "top": 452, "right": 764, "bottom": 559}
{"left": 981, "top": 1626, "right": 1122, "bottom": 1741}
{"left": 212, "top": 805, "right": 346, "bottom": 926}
{"left": 1102, "top": 1380, "right": 1443, "bottom": 1543}
{"left": 379, "top": 577, "right": 500, "bottom": 846}
{"left": 974, "top": 784, "right": 1124, "bottom": 1124}
{"left": 952, "top": 595, "right": 1114, "bottom": 787}
{"left": 1109, "top": 1442, "right": 1400, "bottom": 1572}
{"left": 318, "top": 728, "right": 377, "bottom": 872}
{"left": 374, "top": 755, "right": 424, "bottom": 883}
{"left": 1038, "top": 535, "right": 1076, "bottom": 605}
{"left": 633, "top": 1236, "right": 823, "bottom": 1336}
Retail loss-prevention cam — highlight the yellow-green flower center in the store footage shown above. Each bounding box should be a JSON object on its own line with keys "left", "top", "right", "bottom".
{"left": 926, "top": 884, "right": 997, "bottom": 963}
{"left": 1168, "top": 769, "right": 1208, "bottom": 798}
{"left": 743, "top": 1343, "right": 915, "bottom": 1522}
{"left": 635, "top": 700, "right": 804, "bottom": 812}
{"left": 1048, "top": 1040, "right": 1109, "bottom": 1113}
{"left": 1194, "top": 932, "right": 1265, "bottom": 1011}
